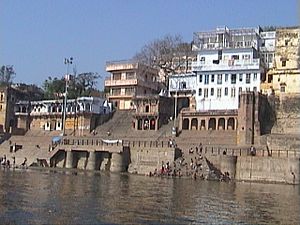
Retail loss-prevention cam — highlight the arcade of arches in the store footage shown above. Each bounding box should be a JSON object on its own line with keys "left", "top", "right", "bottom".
{"left": 134, "top": 117, "right": 158, "bottom": 131}
{"left": 180, "top": 116, "right": 237, "bottom": 131}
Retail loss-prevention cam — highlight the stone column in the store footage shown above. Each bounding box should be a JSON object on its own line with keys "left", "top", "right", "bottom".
{"left": 86, "top": 151, "right": 96, "bottom": 170}
{"left": 216, "top": 117, "right": 219, "bottom": 130}
{"left": 155, "top": 118, "right": 158, "bottom": 131}
{"left": 234, "top": 118, "right": 237, "bottom": 130}
{"left": 225, "top": 118, "right": 228, "bottom": 130}
{"left": 188, "top": 118, "right": 192, "bottom": 130}
{"left": 205, "top": 118, "right": 209, "bottom": 130}
{"left": 65, "top": 150, "right": 74, "bottom": 169}
{"left": 110, "top": 152, "right": 125, "bottom": 172}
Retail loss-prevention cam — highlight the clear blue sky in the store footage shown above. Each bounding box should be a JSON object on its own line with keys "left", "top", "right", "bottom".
{"left": 0, "top": 0, "right": 299, "bottom": 90}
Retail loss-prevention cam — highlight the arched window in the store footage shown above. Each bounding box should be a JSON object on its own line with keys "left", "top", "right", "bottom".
{"left": 85, "top": 103, "right": 91, "bottom": 112}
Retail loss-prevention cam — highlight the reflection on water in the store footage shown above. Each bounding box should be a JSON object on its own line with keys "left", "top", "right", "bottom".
{"left": 0, "top": 168, "right": 299, "bottom": 225}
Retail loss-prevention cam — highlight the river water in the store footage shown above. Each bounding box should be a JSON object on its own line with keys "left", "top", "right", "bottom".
{"left": 0, "top": 168, "right": 299, "bottom": 225}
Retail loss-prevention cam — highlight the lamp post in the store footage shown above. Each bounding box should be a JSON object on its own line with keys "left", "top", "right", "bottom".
{"left": 62, "top": 57, "right": 73, "bottom": 136}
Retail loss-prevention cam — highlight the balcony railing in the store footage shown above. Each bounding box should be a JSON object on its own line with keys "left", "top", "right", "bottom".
{"left": 192, "top": 59, "right": 260, "bottom": 71}
{"left": 105, "top": 78, "right": 138, "bottom": 86}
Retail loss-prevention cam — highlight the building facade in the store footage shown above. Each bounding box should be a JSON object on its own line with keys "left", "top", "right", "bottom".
{"left": 266, "top": 27, "right": 300, "bottom": 95}
{"left": 132, "top": 95, "right": 173, "bottom": 131}
{"left": 105, "top": 60, "right": 160, "bottom": 110}
{"left": 192, "top": 26, "right": 263, "bottom": 111}
{"left": 14, "top": 97, "right": 112, "bottom": 135}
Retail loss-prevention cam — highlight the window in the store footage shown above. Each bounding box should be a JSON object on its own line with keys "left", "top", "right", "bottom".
{"left": 211, "top": 74, "right": 215, "bottom": 82}
{"left": 239, "top": 74, "right": 243, "bottom": 82}
{"left": 198, "top": 88, "right": 202, "bottom": 96}
{"left": 239, "top": 87, "right": 242, "bottom": 93}
{"left": 199, "top": 75, "right": 203, "bottom": 82}
{"left": 200, "top": 57, "right": 205, "bottom": 61}
{"left": 232, "top": 55, "right": 239, "bottom": 60}
{"left": 254, "top": 73, "right": 257, "bottom": 81}
{"left": 231, "top": 87, "right": 236, "bottom": 97}
{"left": 217, "top": 88, "right": 222, "bottom": 98}
{"left": 280, "top": 86, "right": 285, "bottom": 92}
{"left": 231, "top": 74, "right": 236, "bottom": 84}
{"left": 204, "top": 75, "right": 209, "bottom": 84}
{"left": 204, "top": 88, "right": 208, "bottom": 98}
{"left": 253, "top": 87, "right": 257, "bottom": 92}
{"left": 225, "top": 74, "right": 228, "bottom": 82}
{"left": 267, "top": 75, "right": 273, "bottom": 83}
{"left": 246, "top": 73, "right": 251, "bottom": 84}
{"left": 285, "top": 40, "right": 289, "bottom": 46}
{"left": 225, "top": 87, "right": 228, "bottom": 96}
{"left": 180, "top": 82, "right": 186, "bottom": 89}
{"left": 246, "top": 87, "right": 250, "bottom": 92}
{"left": 126, "top": 72, "right": 135, "bottom": 79}
{"left": 113, "top": 73, "right": 121, "bottom": 80}
{"left": 217, "top": 74, "right": 222, "bottom": 84}
{"left": 211, "top": 88, "right": 214, "bottom": 96}
{"left": 282, "top": 60, "right": 286, "bottom": 67}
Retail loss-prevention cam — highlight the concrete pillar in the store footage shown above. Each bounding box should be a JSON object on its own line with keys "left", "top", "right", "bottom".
{"left": 65, "top": 150, "right": 74, "bottom": 169}
{"left": 110, "top": 152, "right": 125, "bottom": 172}
{"left": 86, "top": 151, "right": 96, "bottom": 170}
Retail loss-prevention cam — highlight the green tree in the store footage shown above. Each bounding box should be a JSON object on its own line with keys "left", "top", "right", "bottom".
{"left": 42, "top": 72, "right": 100, "bottom": 99}
{"left": 0, "top": 65, "right": 15, "bottom": 86}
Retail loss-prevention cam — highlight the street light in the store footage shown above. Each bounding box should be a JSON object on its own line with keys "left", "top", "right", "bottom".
{"left": 62, "top": 57, "right": 73, "bottom": 136}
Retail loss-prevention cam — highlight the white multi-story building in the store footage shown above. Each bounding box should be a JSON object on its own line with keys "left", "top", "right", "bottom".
{"left": 260, "top": 31, "right": 276, "bottom": 69}
{"left": 191, "top": 26, "right": 263, "bottom": 111}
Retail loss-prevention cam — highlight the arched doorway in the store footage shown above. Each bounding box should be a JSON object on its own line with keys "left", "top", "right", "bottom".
{"left": 150, "top": 118, "right": 156, "bottom": 130}
{"left": 218, "top": 118, "right": 225, "bottom": 130}
{"left": 144, "top": 118, "right": 149, "bottom": 130}
{"left": 182, "top": 118, "right": 189, "bottom": 130}
{"left": 208, "top": 118, "right": 216, "bottom": 130}
{"left": 137, "top": 119, "right": 143, "bottom": 130}
{"left": 191, "top": 118, "right": 198, "bottom": 130}
{"left": 227, "top": 117, "right": 235, "bottom": 130}
{"left": 200, "top": 120, "right": 206, "bottom": 130}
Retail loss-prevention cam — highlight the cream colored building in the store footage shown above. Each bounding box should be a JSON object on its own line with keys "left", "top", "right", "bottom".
{"left": 266, "top": 27, "right": 300, "bottom": 95}
{"left": 105, "top": 60, "right": 160, "bottom": 110}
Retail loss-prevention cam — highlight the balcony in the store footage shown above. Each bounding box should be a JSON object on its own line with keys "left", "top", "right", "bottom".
{"left": 192, "top": 59, "right": 260, "bottom": 72}
{"left": 105, "top": 78, "right": 138, "bottom": 87}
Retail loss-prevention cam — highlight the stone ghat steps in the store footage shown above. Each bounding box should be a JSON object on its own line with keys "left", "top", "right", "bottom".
{"left": 0, "top": 135, "right": 54, "bottom": 166}
{"left": 176, "top": 130, "right": 237, "bottom": 145}
{"left": 95, "top": 110, "right": 134, "bottom": 138}
{"left": 24, "top": 129, "right": 62, "bottom": 137}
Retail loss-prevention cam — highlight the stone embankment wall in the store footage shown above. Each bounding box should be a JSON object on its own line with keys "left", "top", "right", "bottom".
{"left": 207, "top": 154, "right": 299, "bottom": 184}
{"left": 236, "top": 156, "right": 299, "bottom": 184}
{"left": 128, "top": 146, "right": 179, "bottom": 175}
{"left": 271, "top": 94, "right": 300, "bottom": 134}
